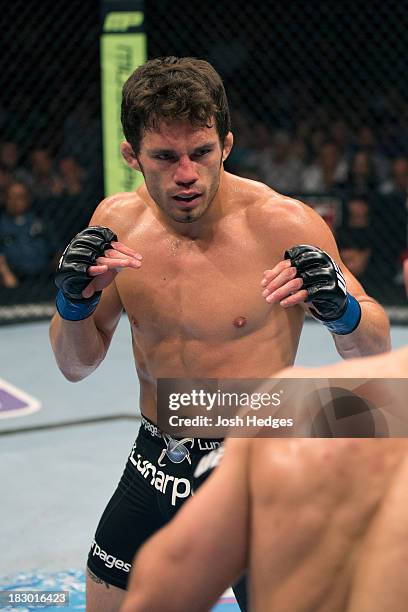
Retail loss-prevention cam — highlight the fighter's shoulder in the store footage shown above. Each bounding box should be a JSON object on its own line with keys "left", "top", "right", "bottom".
{"left": 248, "top": 188, "right": 317, "bottom": 230}
{"left": 241, "top": 182, "right": 332, "bottom": 247}
{"left": 90, "top": 190, "right": 148, "bottom": 230}
{"left": 227, "top": 174, "right": 312, "bottom": 225}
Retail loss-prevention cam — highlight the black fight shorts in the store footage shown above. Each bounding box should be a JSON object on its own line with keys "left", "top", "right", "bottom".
{"left": 87, "top": 416, "right": 223, "bottom": 590}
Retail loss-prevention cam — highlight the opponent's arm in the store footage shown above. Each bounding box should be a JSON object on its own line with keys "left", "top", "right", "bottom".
{"left": 262, "top": 200, "right": 390, "bottom": 358}
{"left": 120, "top": 438, "right": 249, "bottom": 612}
{"left": 49, "top": 205, "right": 142, "bottom": 382}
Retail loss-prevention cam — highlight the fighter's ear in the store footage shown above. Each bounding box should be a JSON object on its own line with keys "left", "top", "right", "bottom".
{"left": 120, "top": 141, "right": 141, "bottom": 171}
{"left": 222, "top": 132, "right": 234, "bottom": 162}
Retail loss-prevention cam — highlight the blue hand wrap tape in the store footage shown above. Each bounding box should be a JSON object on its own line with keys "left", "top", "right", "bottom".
{"left": 56, "top": 289, "right": 100, "bottom": 321}
{"left": 322, "top": 293, "right": 361, "bottom": 335}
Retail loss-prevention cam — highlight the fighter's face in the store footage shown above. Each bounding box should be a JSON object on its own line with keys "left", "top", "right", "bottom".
{"left": 128, "top": 120, "right": 232, "bottom": 224}
{"left": 6, "top": 183, "right": 29, "bottom": 216}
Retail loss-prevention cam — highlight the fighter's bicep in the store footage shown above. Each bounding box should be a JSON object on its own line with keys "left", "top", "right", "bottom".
{"left": 298, "top": 205, "right": 341, "bottom": 260}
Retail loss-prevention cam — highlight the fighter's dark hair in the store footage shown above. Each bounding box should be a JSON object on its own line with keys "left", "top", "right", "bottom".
{"left": 121, "top": 56, "right": 231, "bottom": 153}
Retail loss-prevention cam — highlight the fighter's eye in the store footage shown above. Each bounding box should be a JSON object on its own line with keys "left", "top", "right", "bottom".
{"left": 193, "top": 149, "right": 211, "bottom": 158}
{"left": 153, "top": 153, "right": 176, "bottom": 161}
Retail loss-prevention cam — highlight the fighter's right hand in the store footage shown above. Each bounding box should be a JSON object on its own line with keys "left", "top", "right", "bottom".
{"left": 55, "top": 226, "right": 142, "bottom": 321}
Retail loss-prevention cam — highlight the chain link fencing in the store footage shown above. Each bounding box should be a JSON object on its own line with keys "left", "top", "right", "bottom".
{"left": 1, "top": 0, "right": 407, "bottom": 323}
{"left": 0, "top": 0, "right": 102, "bottom": 322}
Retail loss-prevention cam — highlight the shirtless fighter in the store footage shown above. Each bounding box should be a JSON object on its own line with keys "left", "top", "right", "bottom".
{"left": 121, "top": 261, "right": 408, "bottom": 612}
{"left": 49, "top": 56, "right": 390, "bottom": 612}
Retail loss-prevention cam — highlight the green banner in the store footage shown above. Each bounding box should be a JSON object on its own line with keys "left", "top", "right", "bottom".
{"left": 100, "top": 8, "right": 146, "bottom": 196}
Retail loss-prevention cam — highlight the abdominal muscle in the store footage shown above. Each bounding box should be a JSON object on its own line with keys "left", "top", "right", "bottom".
{"left": 132, "top": 311, "right": 303, "bottom": 423}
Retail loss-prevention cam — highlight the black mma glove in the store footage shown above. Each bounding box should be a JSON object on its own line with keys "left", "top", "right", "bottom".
{"left": 55, "top": 226, "right": 117, "bottom": 321}
{"left": 284, "top": 244, "right": 361, "bottom": 335}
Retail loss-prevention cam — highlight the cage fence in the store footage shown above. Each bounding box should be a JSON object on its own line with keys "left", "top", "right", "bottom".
{"left": 0, "top": 0, "right": 407, "bottom": 323}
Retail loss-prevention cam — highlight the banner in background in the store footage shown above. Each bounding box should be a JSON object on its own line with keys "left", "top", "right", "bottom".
{"left": 100, "top": 1, "right": 146, "bottom": 196}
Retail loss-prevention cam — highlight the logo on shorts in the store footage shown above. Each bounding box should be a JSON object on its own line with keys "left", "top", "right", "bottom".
{"left": 197, "top": 439, "right": 221, "bottom": 452}
{"left": 158, "top": 434, "right": 194, "bottom": 467}
{"left": 129, "top": 444, "right": 191, "bottom": 506}
{"left": 141, "top": 416, "right": 161, "bottom": 438}
{"left": 90, "top": 540, "right": 131, "bottom": 573}
{"left": 194, "top": 446, "right": 225, "bottom": 479}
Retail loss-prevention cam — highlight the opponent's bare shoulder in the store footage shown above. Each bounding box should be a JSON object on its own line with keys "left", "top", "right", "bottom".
{"left": 89, "top": 187, "right": 150, "bottom": 236}
{"left": 277, "top": 345, "right": 408, "bottom": 380}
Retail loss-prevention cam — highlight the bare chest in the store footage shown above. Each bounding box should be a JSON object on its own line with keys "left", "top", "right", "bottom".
{"left": 116, "top": 231, "right": 278, "bottom": 341}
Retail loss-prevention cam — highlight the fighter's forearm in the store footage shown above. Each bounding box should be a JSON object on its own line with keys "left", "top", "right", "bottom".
{"left": 333, "top": 298, "right": 391, "bottom": 359}
{"left": 49, "top": 313, "right": 108, "bottom": 382}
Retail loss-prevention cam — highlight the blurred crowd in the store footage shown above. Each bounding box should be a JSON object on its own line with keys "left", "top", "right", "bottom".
{"left": 0, "top": 139, "right": 100, "bottom": 302}
{"left": 226, "top": 111, "right": 408, "bottom": 303}
{"left": 0, "top": 110, "right": 407, "bottom": 305}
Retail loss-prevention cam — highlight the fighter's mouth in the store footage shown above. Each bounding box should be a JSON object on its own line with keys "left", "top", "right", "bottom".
{"left": 173, "top": 193, "right": 201, "bottom": 203}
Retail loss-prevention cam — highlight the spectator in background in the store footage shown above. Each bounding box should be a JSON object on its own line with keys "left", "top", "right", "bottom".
{"left": 0, "top": 141, "right": 19, "bottom": 172}
{"left": 340, "top": 190, "right": 405, "bottom": 301}
{"left": 258, "top": 130, "right": 304, "bottom": 194}
{"left": 0, "top": 141, "right": 31, "bottom": 185}
{"left": 54, "top": 155, "right": 94, "bottom": 246}
{"left": 291, "top": 136, "right": 308, "bottom": 168}
{"left": 28, "top": 147, "right": 63, "bottom": 204}
{"left": 0, "top": 164, "right": 12, "bottom": 211}
{"left": 329, "top": 118, "right": 353, "bottom": 162}
{"left": 338, "top": 194, "right": 375, "bottom": 292}
{"left": 340, "top": 195, "right": 377, "bottom": 288}
{"left": 336, "top": 228, "right": 373, "bottom": 288}
{"left": 294, "top": 119, "right": 312, "bottom": 147}
{"left": 355, "top": 126, "right": 390, "bottom": 182}
{"left": 379, "top": 156, "right": 408, "bottom": 287}
{"left": 341, "top": 150, "right": 378, "bottom": 196}
{"left": 343, "top": 194, "right": 371, "bottom": 230}
{"left": 59, "top": 156, "right": 86, "bottom": 196}
{"left": 0, "top": 181, "right": 58, "bottom": 288}
{"left": 306, "top": 128, "right": 326, "bottom": 163}
{"left": 301, "top": 140, "right": 348, "bottom": 194}
{"left": 380, "top": 156, "right": 408, "bottom": 196}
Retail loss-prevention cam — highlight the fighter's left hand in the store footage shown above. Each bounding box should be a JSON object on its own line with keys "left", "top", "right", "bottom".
{"left": 262, "top": 245, "right": 361, "bottom": 336}
{"left": 262, "top": 244, "right": 347, "bottom": 314}
{"left": 261, "top": 257, "right": 306, "bottom": 308}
